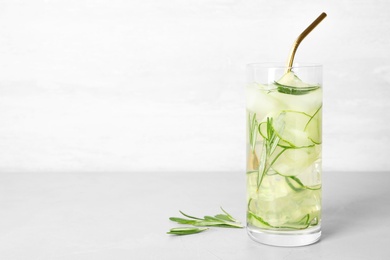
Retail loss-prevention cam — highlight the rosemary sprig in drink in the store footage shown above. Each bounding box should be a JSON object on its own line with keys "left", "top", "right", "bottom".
{"left": 256, "top": 115, "right": 284, "bottom": 190}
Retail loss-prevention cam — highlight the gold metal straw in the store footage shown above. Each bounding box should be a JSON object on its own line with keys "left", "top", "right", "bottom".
{"left": 286, "top": 12, "right": 327, "bottom": 72}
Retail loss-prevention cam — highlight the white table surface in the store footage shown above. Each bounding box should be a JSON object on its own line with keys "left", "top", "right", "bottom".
{"left": 1, "top": 171, "right": 389, "bottom": 259}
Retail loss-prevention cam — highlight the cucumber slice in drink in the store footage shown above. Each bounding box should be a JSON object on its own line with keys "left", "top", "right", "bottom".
{"left": 259, "top": 107, "right": 322, "bottom": 148}
{"left": 276, "top": 111, "right": 312, "bottom": 148}
{"left": 269, "top": 87, "right": 322, "bottom": 116}
{"left": 271, "top": 146, "right": 320, "bottom": 176}
{"left": 304, "top": 105, "right": 322, "bottom": 144}
{"left": 259, "top": 110, "right": 313, "bottom": 148}
{"left": 275, "top": 72, "right": 320, "bottom": 95}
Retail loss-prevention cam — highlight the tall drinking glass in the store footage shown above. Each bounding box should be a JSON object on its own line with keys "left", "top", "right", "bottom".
{"left": 246, "top": 63, "right": 322, "bottom": 246}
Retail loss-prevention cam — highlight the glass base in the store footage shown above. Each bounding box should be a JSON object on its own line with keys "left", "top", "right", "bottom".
{"left": 247, "top": 224, "right": 321, "bottom": 247}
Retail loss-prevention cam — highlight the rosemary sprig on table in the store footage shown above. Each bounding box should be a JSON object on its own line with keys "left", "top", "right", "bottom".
{"left": 167, "top": 207, "right": 243, "bottom": 235}
{"left": 167, "top": 227, "right": 209, "bottom": 235}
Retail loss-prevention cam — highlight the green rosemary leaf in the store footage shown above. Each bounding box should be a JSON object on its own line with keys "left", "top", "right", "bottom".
{"left": 203, "top": 216, "right": 221, "bottom": 222}
{"left": 199, "top": 216, "right": 242, "bottom": 228}
{"left": 167, "top": 227, "right": 208, "bottom": 235}
{"left": 213, "top": 214, "right": 232, "bottom": 222}
{"left": 220, "top": 207, "right": 237, "bottom": 222}
{"left": 179, "top": 211, "right": 204, "bottom": 220}
{"left": 169, "top": 217, "right": 197, "bottom": 225}
{"left": 193, "top": 221, "right": 226, "bottom": 226}
{"left": 194, "top": 221, "right": 243, "bottom": 228}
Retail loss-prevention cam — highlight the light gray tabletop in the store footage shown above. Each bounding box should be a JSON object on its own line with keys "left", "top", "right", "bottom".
{"left": 1, "top": 171, "right": 389, "bottom": 259}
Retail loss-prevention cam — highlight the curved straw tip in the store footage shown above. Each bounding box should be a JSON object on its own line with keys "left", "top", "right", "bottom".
{"left": 285, "top": 12, "right": 328, "bottom": 71}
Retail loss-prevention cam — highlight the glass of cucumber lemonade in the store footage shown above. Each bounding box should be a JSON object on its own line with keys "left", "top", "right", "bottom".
{"left": 246, "top": 63, "right": 322, "bottom": 246}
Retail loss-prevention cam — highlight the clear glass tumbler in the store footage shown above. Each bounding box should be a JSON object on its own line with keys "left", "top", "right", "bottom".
{"left": 246, "top": 63, "right": 322, "bottom": 246}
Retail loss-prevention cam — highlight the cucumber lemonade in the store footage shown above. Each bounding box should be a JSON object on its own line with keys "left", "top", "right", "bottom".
{"left": 246, "top": 67, "right": 322, "bottom": 242}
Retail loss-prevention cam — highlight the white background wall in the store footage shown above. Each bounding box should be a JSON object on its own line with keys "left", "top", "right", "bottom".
{"left": 0, "top": 0, "right": 389, "bottom": 173}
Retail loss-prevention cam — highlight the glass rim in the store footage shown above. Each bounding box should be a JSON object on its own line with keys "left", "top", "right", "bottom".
{"left": 246, "top": 62, "right": 322, "bottom": 69}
